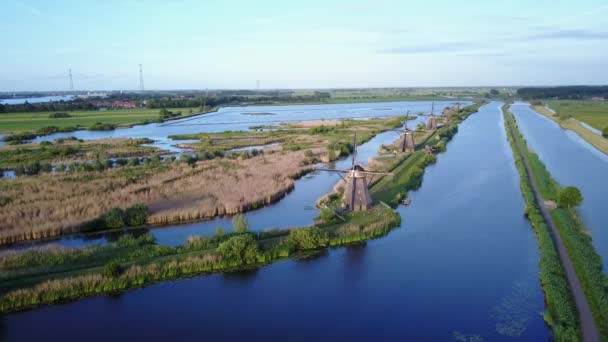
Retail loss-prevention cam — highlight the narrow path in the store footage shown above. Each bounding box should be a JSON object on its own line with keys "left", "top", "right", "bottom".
{"left": 506, "top": 110, "right": 600, "bottom": 342}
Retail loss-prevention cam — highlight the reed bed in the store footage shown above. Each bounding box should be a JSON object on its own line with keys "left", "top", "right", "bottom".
{"left": 0, "top": 151, "right": 311, "bottom": 245}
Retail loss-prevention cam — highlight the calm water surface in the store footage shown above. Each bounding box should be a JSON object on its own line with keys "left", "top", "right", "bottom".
{"left": 0, "top": 102, "right": 549, "bottom": 341}
{"left": 511, "top": 102, "right": 608, "bottom": 271}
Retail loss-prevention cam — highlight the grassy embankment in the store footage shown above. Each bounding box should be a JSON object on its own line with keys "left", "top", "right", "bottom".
{"left": 505, "top": 107, "right": 608, "bottom": 341}
{"left": 0, "top": 203, "right": 400, "bottom": 313}
{"left": 0, "top": 107, "right": 202, "bottom": 134}
{"left": 369, "top": 103, "right": 482, "bottom": 206}
{"left": 0, "top": 117, "right": 404, "bottom": 246}
{"left": 532, "top": 102, "right": 608, "bottom": 155}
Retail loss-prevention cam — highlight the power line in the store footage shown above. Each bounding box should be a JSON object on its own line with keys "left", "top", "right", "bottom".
{"left": 68, "top": 68, "right": 74, "bottom": 91}
{"left": 139, "top": 64, "right": 144, "bottom": 91}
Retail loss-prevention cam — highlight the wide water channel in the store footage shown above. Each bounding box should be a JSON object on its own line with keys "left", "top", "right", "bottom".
{"left": 511, "top": 103, "right": 608, "bottom": 272}
{"left": 0, "top": 102, "right": 550, "bottom": 340}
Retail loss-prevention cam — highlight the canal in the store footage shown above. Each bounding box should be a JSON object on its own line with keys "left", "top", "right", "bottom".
{"left": 510, "top": 103, "right": 608, "bottom": 272}
{"left": 0, "top": 102, "right": 549, "bottom": 340}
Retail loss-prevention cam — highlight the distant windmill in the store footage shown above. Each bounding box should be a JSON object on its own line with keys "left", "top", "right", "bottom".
{"left": 390, "top": 110, "right": 417, "bottom": 153}
{"left": 316, "top": 132, "right": 392, "bottom": 211}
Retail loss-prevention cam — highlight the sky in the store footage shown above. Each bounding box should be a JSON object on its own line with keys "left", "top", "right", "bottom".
{"left": 1, "top": 0, "right": 608, "bottom": 91}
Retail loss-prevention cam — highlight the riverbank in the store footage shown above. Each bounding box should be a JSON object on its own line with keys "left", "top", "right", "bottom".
{"left": 504, "top": 106, "right": 605, "bottom": 341}
{"left": 531, "top": 104, "right": 608, "bottom": 156}
{"left": 0, "top": 202, "right": 401, "bottom": 313}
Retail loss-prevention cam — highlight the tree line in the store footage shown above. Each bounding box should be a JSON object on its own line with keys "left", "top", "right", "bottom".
{"left": 517, "top": 86, "right": 608, "bottom": 99}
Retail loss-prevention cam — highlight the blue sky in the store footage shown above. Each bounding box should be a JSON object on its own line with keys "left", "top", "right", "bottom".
{"left": 1, "top": 0, "right": 608, "bottom": 91}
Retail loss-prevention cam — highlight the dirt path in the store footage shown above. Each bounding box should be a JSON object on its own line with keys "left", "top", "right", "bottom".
{"left": 507, "top": 111, "right": 600, "bottom": 342}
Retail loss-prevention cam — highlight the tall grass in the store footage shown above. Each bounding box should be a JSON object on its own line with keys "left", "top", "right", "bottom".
{"left": 0, "top": 205, "right": 401, "bottom": 313}
{"left": 0, "top": 151, "right": 312, "bottom": 245}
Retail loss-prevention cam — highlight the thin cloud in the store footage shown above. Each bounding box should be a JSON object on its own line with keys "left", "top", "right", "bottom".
{"left": 527, "top": 29, "right": 608, "bottom": 41}
{"left": 377, "top": 41, "right": 488, "bottom": 54}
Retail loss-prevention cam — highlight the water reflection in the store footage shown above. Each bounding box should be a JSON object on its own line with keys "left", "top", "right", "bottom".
{"left": 511, "top": 102, "right": 608, "bottom": 271}
{"left": 1, "top": 102, "right": 549, "bottom": 341}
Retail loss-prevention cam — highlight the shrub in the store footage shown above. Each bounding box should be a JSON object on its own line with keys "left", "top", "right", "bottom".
{"left": 558, "top": 186, "right": 583, "bottom": 208}
{"left": 287, "top": 227, "right": 329, "bottom": 250}
{"left": 103, "top": 208, "right": 126, "bottom": 229}
{"left": 215, "top": 227, "right": 224, "bottom": 236}
{"left": 125, "top": 203, "right": 148, "bottom": 226}
{"left": 127, "top": 157, "right": 140, "bottom": 167}
{"left": 89, "top": 122, "right": 116, "bottom": 131}
{"left": 232, "top": 213, "right": 249, "bottom": 233}
{"left": 48, "top": 112, "right": 72, "bottom": 118}
{"left": 217, "top": 234, "right": 259, "bottom": 264}
{"left": 103, "top": 261, "right": 121, "bottom": 278}
{"left": 603, "top": 127, "right": 608, "bottom": 138}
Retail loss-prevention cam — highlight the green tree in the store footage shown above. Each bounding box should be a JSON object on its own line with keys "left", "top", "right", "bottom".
{"left": 125, "top": 203, "right": 148, "bottom": 226}
{"left": 319, "top": 206, "right": 336, "bottom": 222}
{"left": 217, "top": 235, "right": 259, "bottom": 263}
{"left": 103, "top": 261, "right": 121, "bottom": 278}
{"left": 558, "top": 186, "right": 583, "bottom": 208}
{"left": 603, "top": 126, "right": 608, "bottom": 138}
{"left": 490, "top": 88, "right": 500, "bottom": 96}
{"left": 103, "top": 208, "right": 126, "bottom": 229}
{"left": 287, "top": 227, "right": 328, "bottom": 250}
{"left": 232, "top": 213, "right": 249, "bottom": 233}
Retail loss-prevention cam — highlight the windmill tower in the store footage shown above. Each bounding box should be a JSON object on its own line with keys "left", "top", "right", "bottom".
{"left": 391, "top": 111, "right": 416, "bottom": 153}
{"left": 426, "top": 102, "right": 437, "bottom": 130}
{"left": 316, "top": 133, "right": 392, "bottom": 211}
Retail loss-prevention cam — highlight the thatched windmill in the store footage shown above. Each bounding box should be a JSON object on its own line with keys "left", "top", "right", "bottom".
{"left": 316, "top": 133, "right": 392, "bottom": 211}
{"left": 392, "top": 109, "right": 435, "bottom": 152}
{"left": 388, "top": 111, "right": 416, "bottom": 153}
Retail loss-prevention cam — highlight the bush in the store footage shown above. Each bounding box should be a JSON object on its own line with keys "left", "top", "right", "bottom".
{"left": 103, "top": 261, "right": 121, "bottom": 278}
{"left": 89, "top": 122, "right": 116, "bottom": 131}
{"left": 48, "top": 112, "right": 72, "bottom": 118}
{"left": 232, "top": 213, "right": 249, "bottom": 233}
{"left": 217, "top": 234, "right": 259, "bottom": 264}
{"left": 287, "top": 227, "right": 329, "bottom": 250}
{"left": 127, "top": 157, "right": 140, "bottom": 167}
{"left": 603, "top": 127, "right": 608, "bottom": 138}
{"left": 558, "top": 186, "right": 583, "bottom": 208}
{"left": 215, "top": 227, "right": 224, "bottom": 236}
{"left": 103, "top": 208, "right": 126, "bottom": 229}
{"left": 125, "top": 203, "right": 148, "bottom": 226}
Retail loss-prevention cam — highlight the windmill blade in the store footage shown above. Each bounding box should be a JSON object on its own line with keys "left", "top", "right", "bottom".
{"left": 314, "top": 168, "right": 351, "bottom": 173}
{"left": 356, "top": 170, "right": 394, "bottom": 176}
{"left": 431, "top": 101, "right": 435, "bottom": 115}
{"left": 352, "top": 132, "right": 358, "bottom": 167}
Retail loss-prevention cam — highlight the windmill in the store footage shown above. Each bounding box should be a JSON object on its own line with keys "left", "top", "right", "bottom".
{"left": 424, "top": 102, "right": 438, "bottom": 130}
{"left": 316, "top": 133, "right": 392, "bottom": 211}
{"left": 390, "top": 110, "right": 416, "bottom": 153}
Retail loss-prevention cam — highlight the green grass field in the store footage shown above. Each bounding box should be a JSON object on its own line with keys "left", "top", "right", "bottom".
{"left": 0, "top": 107, "right": 200, "bottom": 133}
{"left": 546, "top": 100, "right": 608, "bottom": 131}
